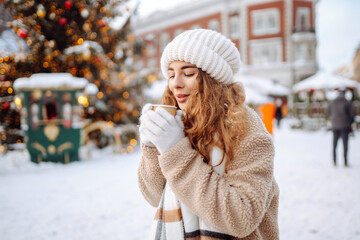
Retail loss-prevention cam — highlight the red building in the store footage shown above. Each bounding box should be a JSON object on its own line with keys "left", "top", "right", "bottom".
{"left": 132, "top": 0, "right": 318, "bottom": 88}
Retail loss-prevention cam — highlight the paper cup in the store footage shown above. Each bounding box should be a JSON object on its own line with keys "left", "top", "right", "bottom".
{"left": 152, "top": 104, "right": 177, "bottom": 116}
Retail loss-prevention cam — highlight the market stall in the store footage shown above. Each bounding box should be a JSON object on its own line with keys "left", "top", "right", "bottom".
{"left": 13, "top": 73, "right": 91, "bottom": 163}
{"left": 292, "top": 71, "right": 360, "bottom": 129}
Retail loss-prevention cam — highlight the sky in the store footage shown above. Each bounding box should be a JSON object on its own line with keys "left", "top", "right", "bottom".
{"left": 136, "top": 0, "right": 360, "bottom": 73}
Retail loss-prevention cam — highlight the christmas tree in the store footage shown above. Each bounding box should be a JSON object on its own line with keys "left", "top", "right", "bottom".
{"left": 0, "top": 0, "right": 146, "bottom": 151}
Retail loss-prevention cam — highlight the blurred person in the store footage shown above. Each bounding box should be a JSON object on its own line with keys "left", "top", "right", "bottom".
{"left": 327, "top": 89, "right": 355, "bottom": 166}
{"left": 138, "top": 29, "right": 279, "bottom": 239}
{"left": 258, "top": 100, "right": 276, "bottom": 135}
{"left": 275, "top": 98, "right": 283, "bottom": 128}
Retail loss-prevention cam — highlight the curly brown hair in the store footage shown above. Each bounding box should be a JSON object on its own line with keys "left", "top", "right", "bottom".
{"left": 161, "top": 70, "right": 247, "bottom": 166}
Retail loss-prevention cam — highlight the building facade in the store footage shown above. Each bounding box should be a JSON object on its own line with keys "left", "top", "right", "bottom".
{"left": 132, "top": 0, "right": 318, "bottom": 88}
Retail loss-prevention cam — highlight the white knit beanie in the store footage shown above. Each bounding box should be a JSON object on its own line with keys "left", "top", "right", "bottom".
{"left": 160, "top": 29, "right": 241, "bottom": 85}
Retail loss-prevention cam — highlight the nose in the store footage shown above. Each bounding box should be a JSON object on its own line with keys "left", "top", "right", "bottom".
{"left": 171, "top": 74, "right": 184, "bottom": 89}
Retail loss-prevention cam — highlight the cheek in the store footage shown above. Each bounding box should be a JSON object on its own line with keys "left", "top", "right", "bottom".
{"left": 188, "top": 77, "right": 198, "bottom": 91}
{"left": 168, "top": 81, "right": 174, "bottom": 93}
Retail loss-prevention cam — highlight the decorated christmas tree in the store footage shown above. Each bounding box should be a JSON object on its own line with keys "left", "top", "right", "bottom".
{"left": 0, "top": 0, "right": 146, "bottom": 151}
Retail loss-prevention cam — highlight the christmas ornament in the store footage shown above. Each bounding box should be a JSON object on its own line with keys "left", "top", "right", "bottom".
{"left": 59, "top": 18, "right": 67, "bottom": 25}
{"left": 37, "top": 5, "right": 46, "bottom": 18}
{"left": 82, "top": 23, "right": 91, "bottom": 31}
{"left": 64, "top": 1, "right": 73, "bottom": 10}
{"left": 98, "top": 20, "right": 106, "bottom": 27}
{"left": 17, "top": 29, "right": 28, "bottom": 39}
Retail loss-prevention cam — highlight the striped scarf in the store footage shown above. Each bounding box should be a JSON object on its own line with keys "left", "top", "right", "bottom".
{"left": 150, "top": 146, "right": 234, "bottom": 239}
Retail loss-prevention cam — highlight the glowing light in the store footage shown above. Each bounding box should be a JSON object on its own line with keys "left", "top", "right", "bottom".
{"left": 130, "top": 139, "right": 137, "bottom": 146}
{"left": 147, "top": 74, "right": 157, "bottom": 83}
{"left": 127, "top": 146, "right": 134, "bottom": 152}
{"left": 118, "top": 72, "right": 125, "bottom": 79}
{"left": 97, "top": 91, "right": 103, "bottom": 99}
{"left": 123, "top": 91, "right": 129, "bottom": 99}
{"left": 78, "top": 96, "right": 89, "bottom": 107}
{"left": 7, "top": 88, "right": 13, "bottom": 94}
{"left": 78, "top": 96, "right": 85, "bottom": 104}
{"left": 14, "top": 97, "right": 22, "bottom": 106}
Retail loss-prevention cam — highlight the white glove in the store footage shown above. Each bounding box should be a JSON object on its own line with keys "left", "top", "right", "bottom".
{"left": 142, "top": 107, "right": 184, "bottom": 154}
{"left": 139, "top": 103, "right": 155, "bottom": 147}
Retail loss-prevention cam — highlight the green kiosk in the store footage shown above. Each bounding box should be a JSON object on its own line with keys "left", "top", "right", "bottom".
{"left": 13, "top": 73, "right": 91, "bottom": 164}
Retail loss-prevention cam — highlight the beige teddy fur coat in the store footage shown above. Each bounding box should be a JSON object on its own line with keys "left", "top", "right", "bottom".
{"left": 138, "top": 107, "right": 279, "bottom": 239}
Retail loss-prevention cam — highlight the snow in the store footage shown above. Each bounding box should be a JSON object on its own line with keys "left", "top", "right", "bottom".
{"left": 84, "top": 83, "right": 99, "bottom": 96}
{"left": 292, "top": 71, "right": 360, "bottom": 93}
{"left": 0, "top": 29, "right": 28, "bottom": 56}
{"left": 13, "top": 73, "right": 89, "bottom": 90}
{"left": 1, "top": 119, "right": 360, "bottom": 240}
{"left": 64, "top": 41, "right": 104, "bottom": 56}
{"left": 107, "top": 0, "right": 139, "bottom": 30}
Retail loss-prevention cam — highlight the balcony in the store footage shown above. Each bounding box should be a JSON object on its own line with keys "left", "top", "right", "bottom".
{"left": 292, "top": 27, "right": 316, "bottom": 43}
{"left": 292, "top": 26, "right": 316, "bottom": 34}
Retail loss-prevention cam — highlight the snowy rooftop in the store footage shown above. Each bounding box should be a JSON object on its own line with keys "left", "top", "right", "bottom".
{"left": 292, "top": 71, "right": 360, "bottom": 92}
{"left": 84, "top": 83, "right": 99, "bottom": 95}
{"left": 13, "top": 73, "right": 89, "bottom": 91}
{"left": 234, "top": 74, "right": 290, "bottom": 97}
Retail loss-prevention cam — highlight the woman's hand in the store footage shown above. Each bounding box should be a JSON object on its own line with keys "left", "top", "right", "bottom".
{"left": 139, "top": 103, "right": 155, "bottom": 147}
{"left": 142, "top": 108, "right": 184, "bottom": 154}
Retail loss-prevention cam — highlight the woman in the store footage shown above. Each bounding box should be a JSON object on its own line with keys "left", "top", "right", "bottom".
{"left": 138, "top": 29, "right": 279, "bottom": 239}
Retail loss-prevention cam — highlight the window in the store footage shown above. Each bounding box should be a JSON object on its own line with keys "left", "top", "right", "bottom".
{"left": 43, "top": 91, "right": 58, "bottom": 121}
{"left": 251, "top": 8, "right": 280, "bottom": 36}
{"left": 296, "top": 7, "right": 310, "bottom": 31}
{"left": 174, "top": 29, "right": 184, "bottom": 37}
{"left": 230, "top": 15, "right": 240, "bottom": 38}
{"left": 190, "top": 24, "right": 201, "bottom": 30}
{"left": 208, "top": 19, "right": 219, "bottom": 32}
{"left": 145, "top": 34, "right": 156, "bottom": 56}
{"left": 250, "top": 39, "right": 282, "bottom": 65}
{"left": 295, "top": 43, "right": 315, "bottom": 63}
{"left": 160, "top": 33, "right": 170, "bottom": 51}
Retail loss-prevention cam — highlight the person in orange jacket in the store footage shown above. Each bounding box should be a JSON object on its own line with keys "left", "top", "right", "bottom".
{"left": 258, "top": 100, "right": 276, "bottom": 135}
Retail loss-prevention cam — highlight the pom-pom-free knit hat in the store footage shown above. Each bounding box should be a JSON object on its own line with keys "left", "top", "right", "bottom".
{"left": 160, "top": 29, "right": 241, "bottom": 85}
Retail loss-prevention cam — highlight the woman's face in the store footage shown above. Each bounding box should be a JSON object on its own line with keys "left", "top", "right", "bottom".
{"left": 168, "top": 61, "right": 199, "bottom": 111}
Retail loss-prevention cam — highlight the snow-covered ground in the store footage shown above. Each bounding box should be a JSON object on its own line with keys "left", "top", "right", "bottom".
{"left": 1, "top": 119, "right": 359, "bottom": 240}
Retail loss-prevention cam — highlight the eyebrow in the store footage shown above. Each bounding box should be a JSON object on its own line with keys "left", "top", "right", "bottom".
{"left": 168, "top": 66, "right": 197, "bottom": 71}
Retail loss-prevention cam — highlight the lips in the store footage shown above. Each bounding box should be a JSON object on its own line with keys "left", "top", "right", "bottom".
{"left": 175, "top": 94, "right": 189, "bottom": 103}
